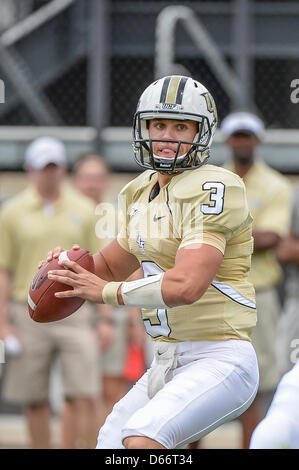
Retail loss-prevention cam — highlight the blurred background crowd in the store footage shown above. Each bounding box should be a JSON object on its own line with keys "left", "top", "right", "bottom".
{"left": 0, "top": 0, "right": 299, "bottom": 449}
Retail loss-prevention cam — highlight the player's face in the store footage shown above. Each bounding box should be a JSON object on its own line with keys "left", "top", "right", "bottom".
{"left": 148, "top": 119, "right": 198, "bottom": 158}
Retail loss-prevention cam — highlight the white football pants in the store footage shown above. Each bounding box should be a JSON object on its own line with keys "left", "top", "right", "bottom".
{"left": 250, "top": 360, "right": 299, "bottom": 449}
{"left": 97, "top": 339, "right": 259, "bottom": 449}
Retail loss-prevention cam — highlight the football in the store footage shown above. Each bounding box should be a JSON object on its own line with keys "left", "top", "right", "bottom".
{"left": 28, "top": 248, "right": 95, "bottom": 323}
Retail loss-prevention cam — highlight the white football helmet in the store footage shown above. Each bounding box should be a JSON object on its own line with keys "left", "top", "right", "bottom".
{"left": 133, "top": 75, "right": 218, "bottom": 173}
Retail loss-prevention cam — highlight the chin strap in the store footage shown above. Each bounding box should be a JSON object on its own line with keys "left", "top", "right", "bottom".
{"left": 153, "top": 152, "right": 189, "bottom": 174}
{"left": 153, "top": 153, "right": 187, "bottom": 163}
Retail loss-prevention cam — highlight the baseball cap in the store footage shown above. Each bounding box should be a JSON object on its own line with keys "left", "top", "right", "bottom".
{"left": 24, "top": 136, "right": 67, "bottom": 170}
{"left": 220, "top": 111, "right": 265, "bottom": 140}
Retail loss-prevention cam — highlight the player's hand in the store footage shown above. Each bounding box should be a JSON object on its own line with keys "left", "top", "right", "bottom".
{"left": 47, "top": 259, "right": 108, "bottom": 303}
{"left": 38, "top": 244, "right": 80, "bottom": 269}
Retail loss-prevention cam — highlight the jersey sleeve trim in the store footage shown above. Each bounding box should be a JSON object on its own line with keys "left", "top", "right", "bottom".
{"left": 179, "top": 231, "right": 226, "bottom": 254}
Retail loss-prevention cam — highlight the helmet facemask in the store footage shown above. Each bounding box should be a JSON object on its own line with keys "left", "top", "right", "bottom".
{"left": 133, "top": 111, "right": 213, "bottom": 174}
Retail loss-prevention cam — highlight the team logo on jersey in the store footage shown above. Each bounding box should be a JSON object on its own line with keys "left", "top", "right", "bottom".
{"left": 136, "top": 231, "right": 145, "bottom": 253}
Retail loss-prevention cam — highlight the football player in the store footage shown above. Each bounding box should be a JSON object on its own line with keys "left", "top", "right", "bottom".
{"left": 250, "top": 360, "right": 299, "bottom": 448}
{"left": 44, "top": 75, "right": 259, "bottom": 449}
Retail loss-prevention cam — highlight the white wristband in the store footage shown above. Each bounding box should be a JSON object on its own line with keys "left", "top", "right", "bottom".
{"left": 102, "top": 281, "right": 122, "bottom": 306}
{"left": 121, "top": 273, "right": 169, "bottom": 309}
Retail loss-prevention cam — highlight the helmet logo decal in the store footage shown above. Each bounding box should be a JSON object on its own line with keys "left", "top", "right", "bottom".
{"left": 202, "top": 91, "right": 218, "bottom": 124}
{"left": 202, "top": 92, "right": 215, "bottom": 114}
{"left": 157, "top": 103, "right": 180, "bottom": 110}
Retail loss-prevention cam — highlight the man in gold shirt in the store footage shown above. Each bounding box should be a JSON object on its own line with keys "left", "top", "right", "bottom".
{"left": 43, "top": 76, "right": 259, "bottom": 449}
{"left": 0, "top": 137, "right": 101, "bottom": 448}
{"left": 221, "top": 111, "right": 292, "bottom": 448}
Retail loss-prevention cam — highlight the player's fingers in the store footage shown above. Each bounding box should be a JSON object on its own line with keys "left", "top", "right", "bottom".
{"left": 54, "top": 290, "right": 77, "bottom": 298}
{"left": 48, "top": 273, "right": 77, "bottom": 286}
{"left": 38, "top": 260, "right": 46, "bottom": 269}
{"left": 58, "top": 259, "right": 85, "bottom": 273}
{"left": 48, "top": 269, "right": 78, "bottom": 279}
{"left": 72, "top": 244, "right": 80, "bottom": 250}
{"left": 46, "top": 251, "right": 54, "bottom": 261}
{"left": 53, "top": 246, "right": 64, "bottom": 258}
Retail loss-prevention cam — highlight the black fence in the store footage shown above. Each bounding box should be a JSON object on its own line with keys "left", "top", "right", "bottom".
{"left": 0, "top": 0, "right": 298, "bottom": 129}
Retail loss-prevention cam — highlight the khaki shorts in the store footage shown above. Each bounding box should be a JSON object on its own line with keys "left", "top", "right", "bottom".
{"left": 2, "top": 301, "right": 100, "bottom": 405}
{"left": 100, "top": 307, "right": 129, "bottom": 377}
{"left": 251, "top": 287, "right": 282, "bottom": 392}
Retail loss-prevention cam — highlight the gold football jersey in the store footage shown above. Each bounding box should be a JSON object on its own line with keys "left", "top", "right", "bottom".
{"left": 117, "top": 165, "right": 257, "bottom": 342}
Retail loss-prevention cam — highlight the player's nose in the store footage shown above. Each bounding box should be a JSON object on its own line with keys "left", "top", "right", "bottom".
{"left": 160, "top": 125, "right": 176, "bottom": 140}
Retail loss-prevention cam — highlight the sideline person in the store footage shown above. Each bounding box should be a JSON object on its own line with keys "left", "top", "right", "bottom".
{"left": 0, "top": 137, "right": 100, "bottom": 448}
{"left": 221, "top": 111, "right": 292, "bottom": 447}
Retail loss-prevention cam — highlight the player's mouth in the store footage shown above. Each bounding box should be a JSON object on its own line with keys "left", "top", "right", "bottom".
{"left": 156, "top": 147, "right": 177, "bottom": 158}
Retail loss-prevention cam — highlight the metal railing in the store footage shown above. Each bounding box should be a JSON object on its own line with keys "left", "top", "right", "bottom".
{"left": 155, "top": 4, "right": 257, "bottom": 111}
{"left": 0, "top": 0, "right": 77, "bottom": 125}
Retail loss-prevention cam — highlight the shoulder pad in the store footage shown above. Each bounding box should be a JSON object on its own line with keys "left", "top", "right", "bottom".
{"left": 173, "top": 165, "right": 244, "bottom": 201}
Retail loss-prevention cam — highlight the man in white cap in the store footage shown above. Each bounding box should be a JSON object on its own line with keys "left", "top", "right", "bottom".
{"left": 0, "top": 137, "right": 101, "bottom": 448}
{"left": 221, "top": 111, "right": 292, "bottom": 448}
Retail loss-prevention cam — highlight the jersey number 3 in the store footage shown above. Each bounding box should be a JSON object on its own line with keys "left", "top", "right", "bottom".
{"left": 141, "top": 261, "right": 171, "bottom": 338}
{"left": 201, "top": 182, "right": 225, "bottom": 215}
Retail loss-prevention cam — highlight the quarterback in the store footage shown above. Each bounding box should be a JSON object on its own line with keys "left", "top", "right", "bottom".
{"left": 44, "top": 75, "right": 259, "bottom": 449}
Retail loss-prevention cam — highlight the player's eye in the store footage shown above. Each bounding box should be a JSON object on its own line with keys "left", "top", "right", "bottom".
{"left": 177, "top": 124, "right": 187, "bottom": 131}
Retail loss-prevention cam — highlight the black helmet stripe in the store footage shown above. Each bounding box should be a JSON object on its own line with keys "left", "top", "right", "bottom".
{"left": 159, "top": 76, "right": 172, "bottom": 103}
{"left": 175, "top": 76, "right": 188, "bottom": 104}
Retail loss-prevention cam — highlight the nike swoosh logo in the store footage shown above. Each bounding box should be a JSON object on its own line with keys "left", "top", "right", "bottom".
{"left": 153, "top": 215, "right": 166, "bottom": 222}
{"left": 130, "top": 209, "right": 138, "bottom": 218}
